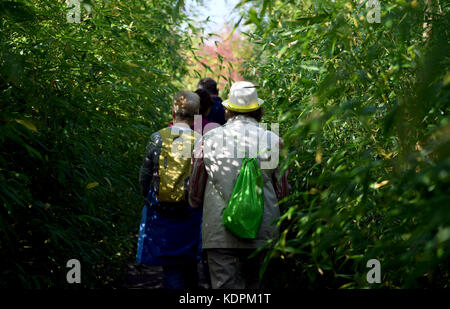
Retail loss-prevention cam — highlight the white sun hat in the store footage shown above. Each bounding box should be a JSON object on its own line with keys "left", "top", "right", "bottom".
{"left": 222, "top": 81, "right": 264, "bottom": 112}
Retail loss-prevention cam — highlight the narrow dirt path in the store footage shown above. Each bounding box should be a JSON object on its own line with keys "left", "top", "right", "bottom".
{"left": 121, "top": 262, "right": 210, "bottom": 289}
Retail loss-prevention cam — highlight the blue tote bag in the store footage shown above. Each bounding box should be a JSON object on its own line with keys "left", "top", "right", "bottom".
{"left": 136, "top": 187, "right": 202, "bottom": 266}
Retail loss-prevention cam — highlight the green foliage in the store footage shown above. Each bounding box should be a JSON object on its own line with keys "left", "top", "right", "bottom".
{"left": 0, "top": 0, "right": 191, "bottom": 288}
{"left": 2, "top": 0, "right": 449, "bottom": 289}
{"left": 241, "top": 0, "right": 450, "bottom": 288}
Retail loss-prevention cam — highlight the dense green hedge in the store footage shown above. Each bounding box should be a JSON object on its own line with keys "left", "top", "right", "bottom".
{"left": 241, "top": 0, "right": 449, "bottom": 288}
{"left": 2, "top": 0, "right": 449, "bottom": 289}
{"left": 0, "top": 0, "right": 190, "bottom": 288}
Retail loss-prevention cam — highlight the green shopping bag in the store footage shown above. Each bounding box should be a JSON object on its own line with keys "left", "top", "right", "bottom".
{"left": 222, "top": 157, "right": 264, "bottom": 239}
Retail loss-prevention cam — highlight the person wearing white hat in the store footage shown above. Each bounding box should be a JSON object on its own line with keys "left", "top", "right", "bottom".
{"left": 222, "top": 81, "right": 264, "bottom": 111}
{"left": 189, "top": 81, "right": 290, "bottom": 289}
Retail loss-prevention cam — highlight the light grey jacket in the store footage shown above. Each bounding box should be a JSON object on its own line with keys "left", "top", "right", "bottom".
{"left": 193, "top": 115, "right": 282, "bottom": 249}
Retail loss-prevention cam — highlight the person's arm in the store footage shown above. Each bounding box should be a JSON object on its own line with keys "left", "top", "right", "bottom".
{"left": 272, "top": 139, "right": 290, "bottom": 201}
{"left": 272, "top": 166, "right": 290, "bottom": 201}
{"left": 188, "top": 137, "right": 208, "bottom": 208}
{"left": 139, "top": 132, "right": 161, "bottom": 197}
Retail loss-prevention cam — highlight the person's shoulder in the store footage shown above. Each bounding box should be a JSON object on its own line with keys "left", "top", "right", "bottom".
{"left": 213, "top": 96, "right": 223, "bottom": 104}
{"left": 265, "top": 127, "right": 280, "bottom": 137}
{"left": 202, "top": 124, "right": 224, "bottom": 140}
{"left": 148, "top": 130, "right": 163, "bottom": 148}
{"left": 258, "top": 125, "right": 281, "bottom": 143}
{"left": 203, "top": 121, "right": 221, "bottom": 134}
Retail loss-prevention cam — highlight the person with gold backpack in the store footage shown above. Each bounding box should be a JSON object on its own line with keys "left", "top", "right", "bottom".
{"left": 136, "top": 91, "right": 202, "bottom": 289}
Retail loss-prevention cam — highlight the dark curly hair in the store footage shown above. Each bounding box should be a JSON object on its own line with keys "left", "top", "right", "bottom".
{"left": 225, "top": 107, "right": 264, "bottom": 123}
{"left": 197, "top": 77, "right": 219, "bottom": 96}
{"left": 195, "top": 88, "right": 214, "bottom": 117}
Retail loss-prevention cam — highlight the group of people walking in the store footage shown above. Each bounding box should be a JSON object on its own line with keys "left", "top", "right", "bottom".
{"left": 136, "top": 78, "right": 289, "bottom": 289}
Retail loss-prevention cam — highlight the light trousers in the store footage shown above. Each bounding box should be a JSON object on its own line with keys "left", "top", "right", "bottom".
{"left": 206, "top": 248, "right": 265, "bottom": 289}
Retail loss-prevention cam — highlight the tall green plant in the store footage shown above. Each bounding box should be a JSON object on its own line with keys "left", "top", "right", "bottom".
{"left": 240, "top": 0, "right": 449, "bottom": 288}
{"left": 0, "top": 0, "right": 193, "bottom": 288}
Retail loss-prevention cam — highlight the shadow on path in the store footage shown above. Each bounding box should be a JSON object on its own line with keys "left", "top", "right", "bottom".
{"left": 121, "top": 262, "right": 210, "bottom": 289}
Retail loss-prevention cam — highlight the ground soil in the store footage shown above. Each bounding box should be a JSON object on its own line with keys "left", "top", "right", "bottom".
{"left": 121, "top": 262, "right": 210, "bottom": 289}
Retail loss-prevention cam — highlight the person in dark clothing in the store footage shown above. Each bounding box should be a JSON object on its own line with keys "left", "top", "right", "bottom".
{"left": 137, "top": 90, "right": 202, "bottom": 289}
{"left": 192, "top": 88, "right": 220, "bottom": 289}
{"left": 194, "top": 88, "right": 220, "bottom": 134}
{"left": 197, "top": 78, "right": 226, "bottom": 125}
